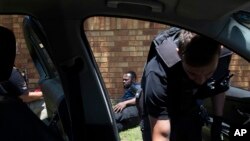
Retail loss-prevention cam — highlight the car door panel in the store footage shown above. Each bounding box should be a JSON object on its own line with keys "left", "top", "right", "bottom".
{"left": 204, "top": 86, "right": 250, "bottom": 137}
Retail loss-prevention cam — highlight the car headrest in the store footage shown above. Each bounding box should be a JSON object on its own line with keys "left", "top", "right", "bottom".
{"left": 0, "top": 26, "right": 16, "bottom": 82}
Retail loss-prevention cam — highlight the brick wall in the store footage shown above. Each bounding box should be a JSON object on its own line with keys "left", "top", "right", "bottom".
{"left": 84, "top": 17, "right": 168, "bottom": 99}
{"left": 1, "top": 15, "right": 249, "bottom": 99}
{"left": 230, "top": 55, "right": 250, "bottom": 89}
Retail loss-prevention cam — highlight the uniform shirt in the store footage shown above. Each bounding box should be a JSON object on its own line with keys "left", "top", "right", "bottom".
{"left": 122, "top": 83, "right": 141, "bottom": 101}
{"left": 143, "top": 47, "right": 232, "bottom": 120}
{"left": 0, "top": 67, "right": 28, "bottom": 96}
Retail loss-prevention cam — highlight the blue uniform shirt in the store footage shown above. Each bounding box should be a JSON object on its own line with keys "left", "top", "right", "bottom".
{"left": 122, "top": 83, "right": 141, "bottom": 101}
{"left": 0, "top": 67, "right": 28, "bottom": 96}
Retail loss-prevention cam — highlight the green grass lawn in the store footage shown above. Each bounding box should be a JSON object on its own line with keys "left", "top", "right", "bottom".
{"left": 119, "top": 126, "right": 142, "bottom": 141}
{"left": 119, "top": 125, "right": 229, "bottom": 141}
{"left": 119, "top": 126, "right": 211, "bottom": 141}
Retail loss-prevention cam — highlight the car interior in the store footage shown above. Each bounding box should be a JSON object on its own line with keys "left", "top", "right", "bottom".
{"left": 0, "top": 0, "right": 250, "bottom": 141}
{"left": 0, "top": 24, "right": 63, "bottom": 141}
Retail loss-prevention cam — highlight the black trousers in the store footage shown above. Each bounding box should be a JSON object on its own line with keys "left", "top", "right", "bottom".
{"left": 170, "top": 116, "right": 203, "bottom": 141}
{"left": 114, "top": 105, "right": 140, "bottom": 132}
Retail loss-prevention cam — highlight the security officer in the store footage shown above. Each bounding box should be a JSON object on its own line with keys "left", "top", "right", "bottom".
{"left": 141, "top": 28, "right": 232, "bottom": 141}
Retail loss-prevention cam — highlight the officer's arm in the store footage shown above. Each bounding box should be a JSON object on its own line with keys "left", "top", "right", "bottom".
{"left": 210, "top": 53, "right": 231, "bottom": 141}
{"left": 149, "top": 116, "right": 170, "bottom": 141}
{"left": 211, "top": 92, "right": 225, "bottom": 116}
{"left": 144, "top": 70, "right": 169, "bottom": 141}
{"left": 210, "top": 92, "right": 225, "bottom": 141}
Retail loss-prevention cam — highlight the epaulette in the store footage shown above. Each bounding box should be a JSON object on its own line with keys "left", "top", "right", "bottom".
{"left": 156, "top": 38, "right": 181, "bottom": 67}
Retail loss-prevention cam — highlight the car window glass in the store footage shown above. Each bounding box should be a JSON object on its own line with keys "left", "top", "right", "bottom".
{"left": 84, "top": 16, "right": 250, "bottom": 99}
{"left": 0, "top": 14, "right": 67, "bottom": 127}
{"left": 84, "top": 16, "right": 166, "bottom": 102}
{"left": 1, "top": 13, "right": 249, "bottom": 140}
{"left": 0, "top": 15, "right": 49, "bottom": 120}
{"left": 0, "top": 15, "right": 42, "bottom": 91}
{"left": 229, "top": 54, "right": 250, "bottom": 91}
{"left": 84, "top": 16, "right": 250, "bottom": 139}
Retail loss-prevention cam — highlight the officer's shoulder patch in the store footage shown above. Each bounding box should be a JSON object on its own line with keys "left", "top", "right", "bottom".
{"left": 156, "top": 38, "right": 181, "bottom": 67}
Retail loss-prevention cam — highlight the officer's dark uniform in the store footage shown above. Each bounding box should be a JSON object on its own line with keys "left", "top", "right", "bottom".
{"left": 0, "top": 67, "right": 28, "bottom": 96}
{"left": 140, "top": 35, "right": 232, "bottom": 141}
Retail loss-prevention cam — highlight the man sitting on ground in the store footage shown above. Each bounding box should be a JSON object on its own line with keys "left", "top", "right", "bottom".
{"left": 113, "top": 70, "right": 141, "bottom": 132}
